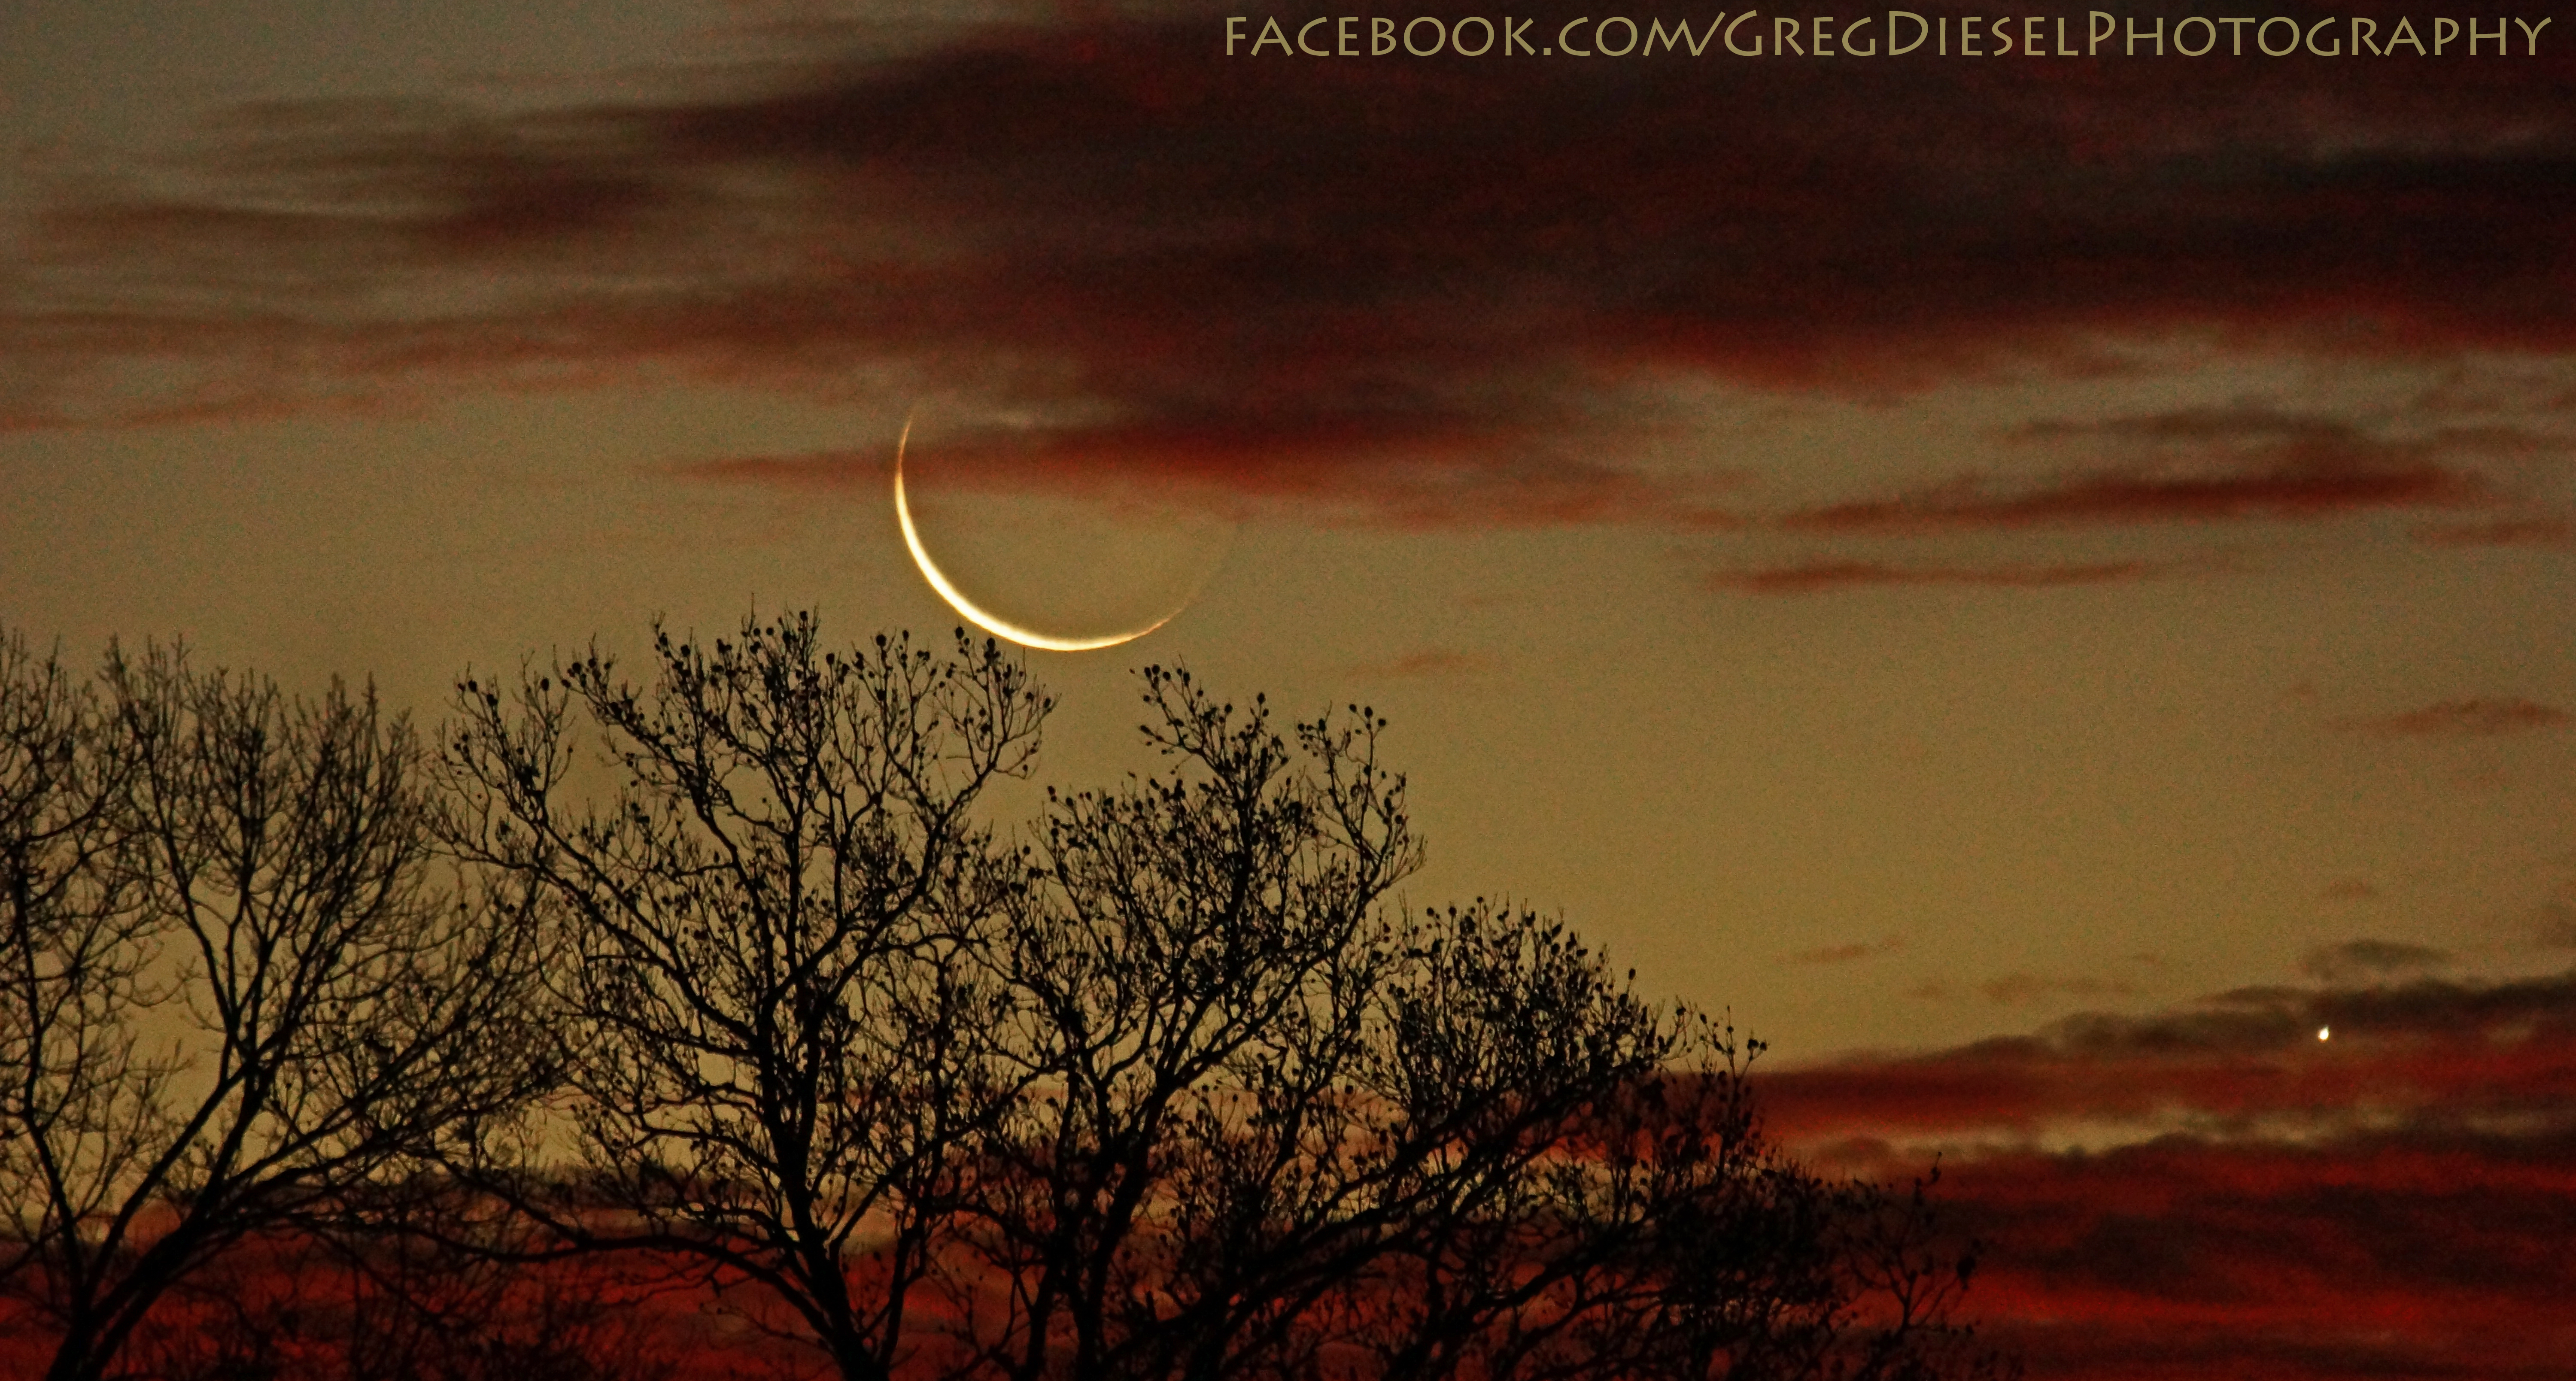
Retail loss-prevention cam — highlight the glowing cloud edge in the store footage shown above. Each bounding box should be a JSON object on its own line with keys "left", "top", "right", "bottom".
{"left": 891, "top": 420, "right": 1179, "bottom": 653}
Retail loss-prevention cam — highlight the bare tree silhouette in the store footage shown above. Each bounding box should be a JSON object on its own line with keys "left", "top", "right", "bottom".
{"left": 437, "top": 616, "right": 1048, "bottom": 1381}
{"left": 440, "top": 615, "right": 2010, "bottom": 1381}
{"left": 0, "top": 632, "right": 560, "bottom": 1381}
{"left": 949, "top": 669, "right": 2010, "bottom": 1381}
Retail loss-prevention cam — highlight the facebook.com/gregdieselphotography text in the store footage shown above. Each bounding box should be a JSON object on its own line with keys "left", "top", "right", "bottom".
{"left": 1224, "top": 12, "right": 2553, "bottom": 58}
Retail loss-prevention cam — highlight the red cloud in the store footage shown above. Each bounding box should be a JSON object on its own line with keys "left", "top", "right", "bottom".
{"left": 1786, "top": 459, "right": 2485, "bottom": 531}
{"left": 2332, "top": 698, "right": 2571, "bottom": 737}
{"left": 1707, "top": 559, "right": 2176, "bottom": 595}
{"left": 1945, "top": 1134, "right": 2576, "bottom": 1381}
{"left": 1786, "top": 936, "right": 1905, "bottom": 967}
{"left": 1760, "top": 970, "right": 2576, "bottom": 1145}
{"left": 1753, "top": 968, "right": 2576, "bottom": 1379}
{"left": 2415, "top": 516, "right": 2576, "bottom": 548}
{"left": 9, "top": 4, "right": 2576, "bottom": 531}
{"left": 1785, "top": 410, "right": 2519, "bottom": 533}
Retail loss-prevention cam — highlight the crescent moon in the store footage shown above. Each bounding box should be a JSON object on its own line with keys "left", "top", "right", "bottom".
{"left": 892, "top": 420, "right": 1182, "bottom": 653}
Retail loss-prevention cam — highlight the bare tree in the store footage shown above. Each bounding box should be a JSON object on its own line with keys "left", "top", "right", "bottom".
{"left": 948, "top": 671, "right": 2009, "bottom": 1381}
{"left": 0, "top": 634, "right": 559, "bottom": 1381}
{"left": 437, "top": 615, "right": 1049, "bottom": 1381}
{"left": 440, "top": 616, "right": 2008, "bottom": 1381}
{"left": 946, "top": 669, "right": 1442, "bottom": 1381}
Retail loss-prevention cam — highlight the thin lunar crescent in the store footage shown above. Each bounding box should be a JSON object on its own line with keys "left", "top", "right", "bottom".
{"left": 892, "top": 421, "right": 1182, "bottom": 653}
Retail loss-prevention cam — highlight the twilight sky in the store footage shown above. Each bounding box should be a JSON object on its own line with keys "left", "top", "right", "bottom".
{"left": 4, "top": 3, "right": 2574, "bottom": 1368}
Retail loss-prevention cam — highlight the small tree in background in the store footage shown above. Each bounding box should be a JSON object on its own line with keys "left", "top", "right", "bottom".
{"left": 0, "top": 632, "right": 560, "bottom": 1381}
